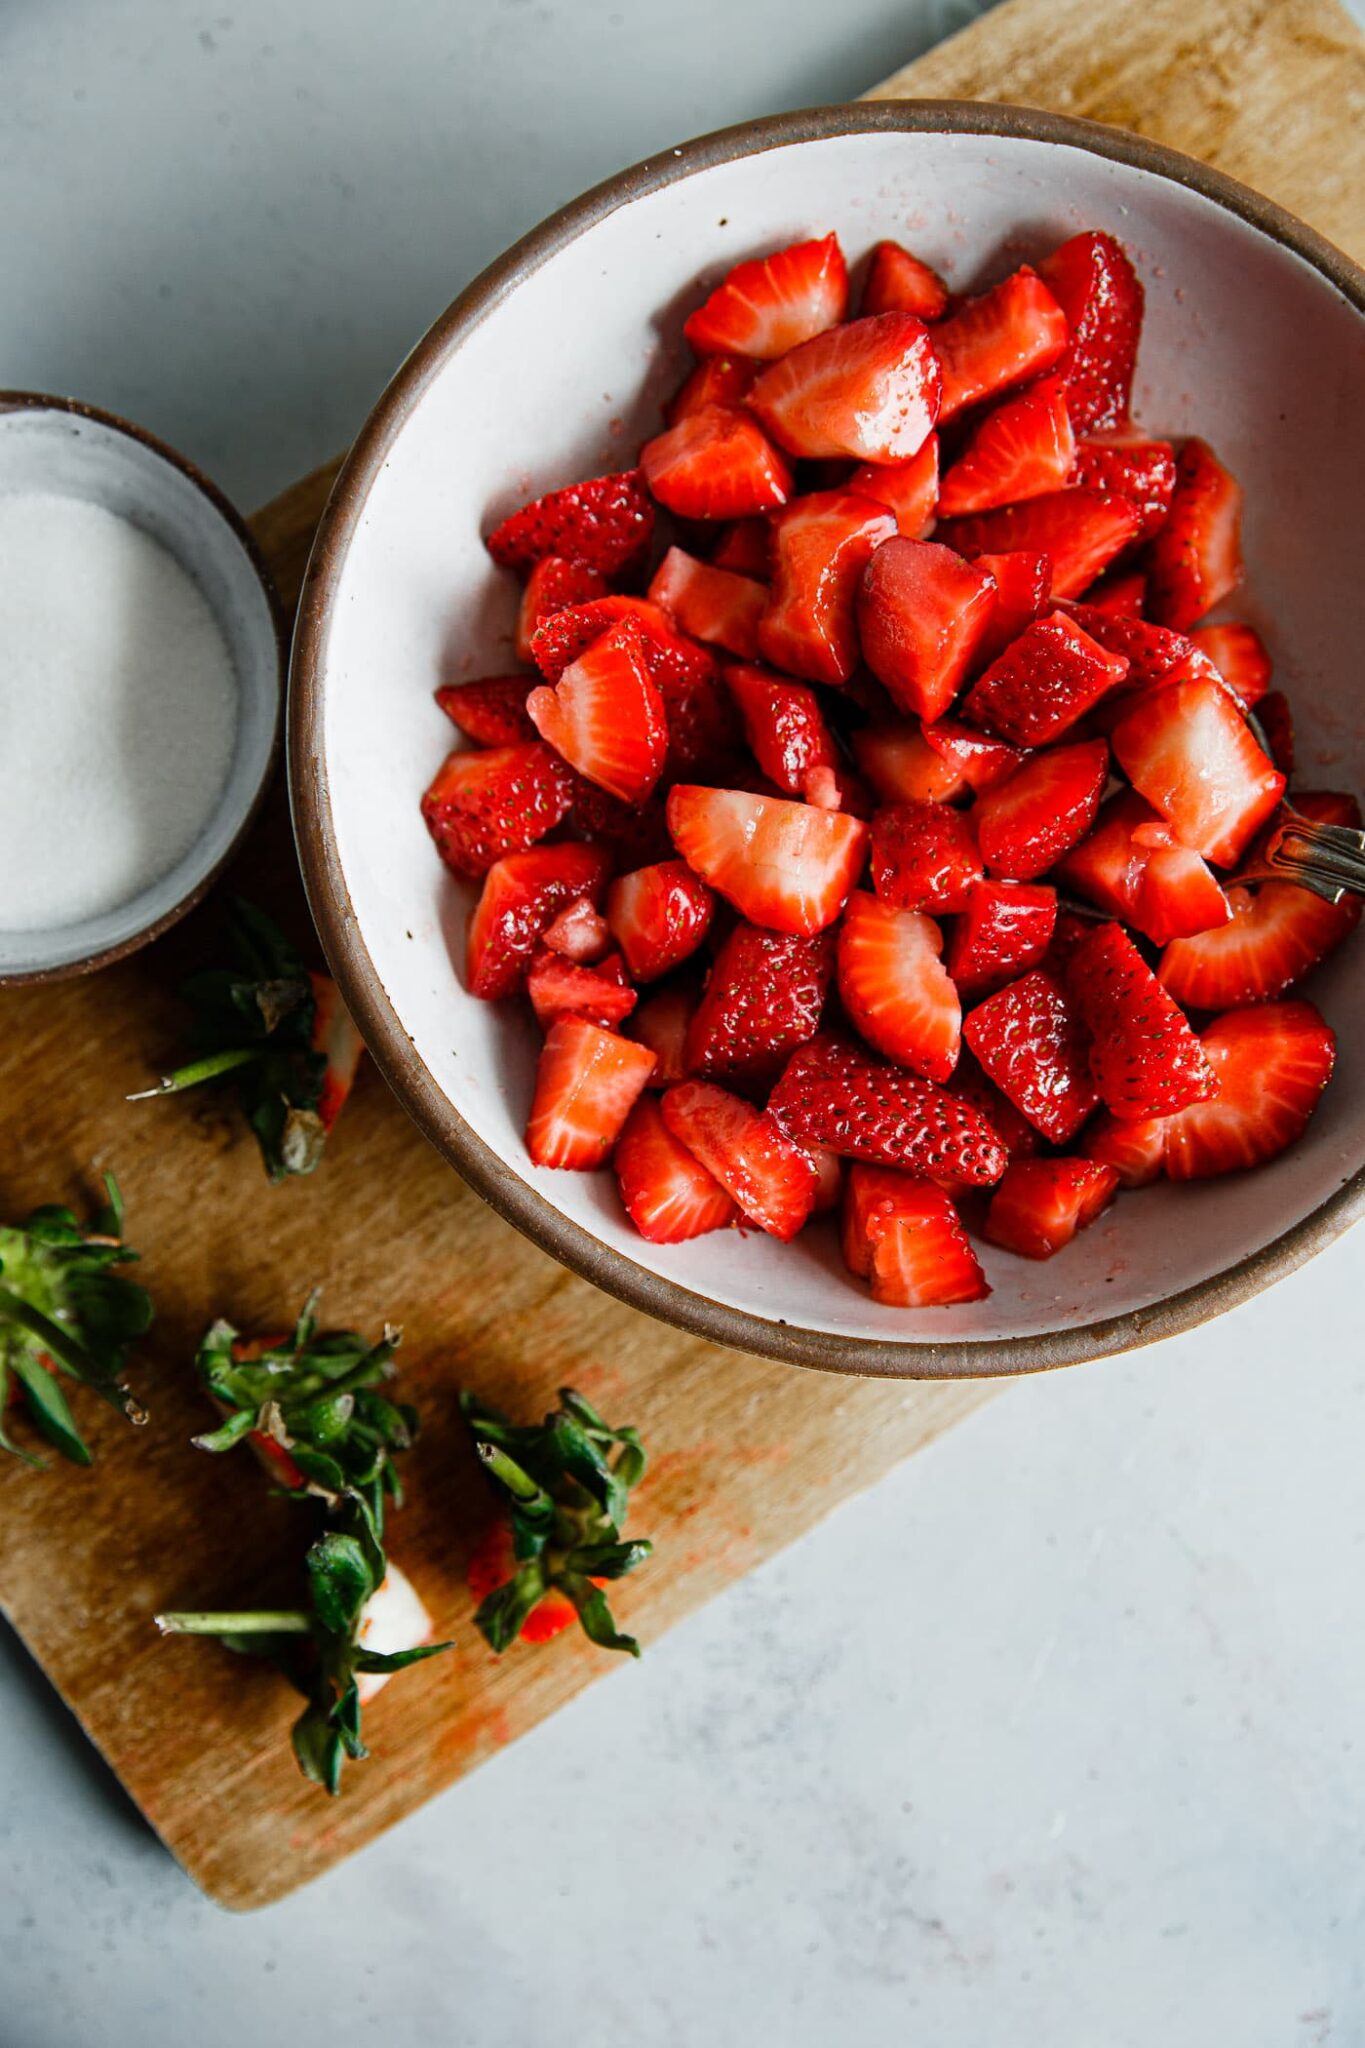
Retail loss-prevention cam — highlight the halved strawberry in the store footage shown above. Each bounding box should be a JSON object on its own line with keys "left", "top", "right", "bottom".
{"left": 516, "top": 556, "right": 608, "bottom": 662}
{"left": 527, "top": 948, "right": 637, "bottom": 1031}
{"left": 1146, "top": 439, "right": 1243, "bottom": 630}
{"left": 861, "top": 241, "right": 950, "bottom": 322}
{"left": 870, "top": 801, "right": 983, "bottom": 914}
{"left": 614, "top": 1095, "right": 738, "bottom": 1242}
{"left": 661, "top": 1080, "right": 819, "bottom": 1239}
{"left": 984, "top": 1157, "right": 1119, "bottom": 1260}
{"left": 1067, "top": 921, "right": 1217, "bottom": 1118}
{"left": 768, "top": 1036, "right": 1007, "bottom": 1184}
{"left": 933, "top": 267, "right": 1069, "bottom": 420}
{"left": 467, "top": 842, "right": 614, "bottom": 999}
{"left": 723, "top": 662, "right": 837, "bottom": 798}
{"left": 640, "top": 405, "right": 792, "bottom": 521}
{"left": 848, "top": 435, "right": 940, "bottom": 539}
{"left": 757, "top": 491, "right": 897, "bottom": 685}
{"left": 628, "top": 980, "right": 697, "bottom": 1087}
{"left": 528, "top": 619, "right": 667, "bottom": 805}
{"left": 436, "top": 675, "right": 537, "bottom": 747}
{"left": 748, "top": 313, "right": 942, "bottom": 462}
{"left": 1081, "top": 1111, "right": 1166, "bottom": 1187}
{"left": 970, "top": 552, "right": 1054, "bottom": 667}
{"left": 1056, "top": 791, "right": 1230, "bottom": 945}
{"left": 542, "top": 894, "right": 611, "bottom": 962}
{"left": 667, "top": 784, "right": 867, "bottom": 936}
{"left": 937, "top": 376, "right": 1076, "bottom": 518}
{"left": 843, "top": 1169, "right": 990, "bottom": 1306}
{"left": 711, "top": 517, "right": 772, "bottom": 579}
{"left": 685, "top": 923, "right": 835, "bottom": 1087}
{"left": 1038, "top": 230, "right": 1143, "bottom": 433}
{"left": 1257, "top": 690, "right": 1294, "bottom": 775}
{"left": 1083, "top": 567, "right": 1147, "bottom": 617}
{"left": 607, "top": 860, "right": 714, "bottom": 981}
{"left": 665, "top": 354, "right": 759, "bottom": 424}
{"left": 526, "top": 1016, "right": 656, "bottom": 1169}
{"left": 684, "top": 233, "right": 849, "bottom": 359}
{"left": 1188, "top": 623, "right": 1271, "bottom": 707}
{"left": 649, "top": 546, "right": 765, "bottom": 659}
{"left": 922, "top": 718, "right": 1025, "bottom": 795}
{"left": 487, "top": 468, "right": 654, "bottom": 577}
{"left": 836, "top": 892, "right": 960, "bottom": 1081}
{"left": 941, "top": 488, "right": 1142, "bottom": 600}
{"left": 1057, "top": 604, "right": 1216, "bottom": 699}
{"left": 962, "top": 970, "right": 1098, "bottom": 1143}
{"left": 1069, "top": 433, "right": 1175, "bottom": 540}
{"left": 946, "top": 881, "right": 1057, "bottom": 998}
{"left": 974, "top": 738, "right": 1109, "bottom": 879}
{"left": 1111, "top": 674, "right": 1285, "bottom": 866}
{"left": 857, "top": 537, "right": 998, "bottom": 721}
{"left": 963, "top": 611, "right": 1129, "bottom": 746}
{"left": 852, "top": 721, "right": 968, "bottom": 805}
{"left": 1162, "top": 1001, "right": 1334, "bottom": 1178}
{"left": 422, "top": 741, "right": 574, "bottom": 878}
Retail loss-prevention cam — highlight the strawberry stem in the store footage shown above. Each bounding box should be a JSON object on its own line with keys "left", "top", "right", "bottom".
{"left": 126, "top": 1047, "right": 262, "bottom": 1100}
{"left": 155, "top": 1609, "right": 313, "bottom": 1635}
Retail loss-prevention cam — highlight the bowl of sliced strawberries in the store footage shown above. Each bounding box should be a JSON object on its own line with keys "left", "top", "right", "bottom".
{"left": 290, "top": 101, "right": 1365, "bottom": 1376}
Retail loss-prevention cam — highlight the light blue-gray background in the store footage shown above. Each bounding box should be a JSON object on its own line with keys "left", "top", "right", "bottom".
{"left": 4, "top": 3, "right": 1365, "bottom": 2043}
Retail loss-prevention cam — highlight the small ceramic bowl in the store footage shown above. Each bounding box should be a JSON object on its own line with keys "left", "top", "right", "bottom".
{"left": 0, "top": 393, "right": 284, "bottom": 984}
{"left": 291, "top": 101, "right": 1365, "bottom": 1379}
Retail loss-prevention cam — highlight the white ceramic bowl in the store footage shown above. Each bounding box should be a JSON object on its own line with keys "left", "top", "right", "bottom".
{"left": 291, "top": 103, "right": 1365, "bottom": 1378}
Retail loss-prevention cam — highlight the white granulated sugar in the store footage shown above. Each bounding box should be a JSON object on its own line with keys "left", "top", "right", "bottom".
{"left": 0, "top": 492, "right": 238, "bottom": 932}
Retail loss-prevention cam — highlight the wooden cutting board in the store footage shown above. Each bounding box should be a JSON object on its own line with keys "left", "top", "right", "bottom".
{"left": 2, "top": 0, "right": 1362, "bottom": 1914}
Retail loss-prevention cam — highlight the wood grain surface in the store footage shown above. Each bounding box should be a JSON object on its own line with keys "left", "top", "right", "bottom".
{"left": 2, "top": 0, "right": 1362, "bottom": 1912}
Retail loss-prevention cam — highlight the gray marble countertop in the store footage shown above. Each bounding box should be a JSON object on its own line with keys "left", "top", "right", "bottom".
{"left": 3, "top": 4, "right": 1364, "bottom": 2042}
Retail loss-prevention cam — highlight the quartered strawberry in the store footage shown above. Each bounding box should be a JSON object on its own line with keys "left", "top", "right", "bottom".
{"left": 529, "top": 596, "right": 674, "bottom": 682}
{"left": 1162, "top": 1001, "right": 1334, "bottom": 1179}
{"left": 516, "top": 556, "right": 608, "bottom": 662}
{"left": 946, "top": 881, "right": 1057, "bottom": 998}
{"left": 723, "top": 662, "right": 837, "bottom": 798}
{"left": 607, "top": 860, "right": 715, "bottom": 980}
{"left": 527, "top": 947, "right": 638, "bottom": 1031}
{"left": 1066, "top": 921, "right": 1217, "bottom": 1118}
{"left": 757, "top": 490, "right": 897, "bottom": 685}
{"left": 436, "top": 674, "right": 537, "bottom": 747}
{"left": 661, "top": 1080, "right": 819, "bottom": 1239}
{"left": 843, "top": 1169, "right": 990, "bottom": 1306}
{"left": 640, "top": 404, "right": 792, "bottom": 521}
{"left": 962, "top": 969, "right": 1098, "bottom": 1144}
{"left": 933, "top": 266, "right": 1069, "bottom": 420}
{"left": 685, "top": 923, "right": 835, "bottom": 1088}
{"left": 1188, "top": 623, "right": 1271, "bottom": 707}
{"left": 861, "top": 241, "right": 950, "bottom": 322}
{"left": 1056, "top": 790, "right": 1230, "bottom": 944}
{"left": 870, "top": 800, "right": 983, "bottom": 913}
{"left": 1069, "top": 433, "right": 1175, "bottom": 540}
{"left": 529, "top": 598, "right": 739, "bottom": 777}
{"left": 649, "top": 546, "right": 765, "bottom": 659}
{"left": 974, "top": 738, "right": 1109, "bottom": 879}
{"left": 963, "top": 611, "right": 1129, "bottom": 746}
{"left": 467, "top": 842, "right": 614, "bottom": 999}
{"left": 525, "top": 1016, "right": 656, "bottom": 1169}
{"left": 937, "top": 376, "right": 1075, "bottom": 517}
{"left": 1083, "top": 567, "right": 1147, "bottom": 617}
{"left": 613, "top": 1095, "right": 738, "bottom": 1242}
{"left": 1057, "top": 603, "right": 1216, "bottom": 699}
{"left": 984, "top": 1157, "right": 1119, "bottom": 1260}
{"left": 486, "top": 468, "right": 654, "bottom": 577}
{"left": 422, "top": 740, "right": 574, "bottom": 878}
{"left": 628, "top": 980, "right": 697, "bottom": 1088}
{"left": 684, "top": 233, "right": 849, "bottom": 359}
{"left": 542, "top": 894, "right": 612, "bottom": 962}
{"left": 848, "top": 434, "right": 941, "bottom": 539}
{"left": 748, "top": 312, "right": 942, "bottom": 463}
{"left": 1111, "top": 673, "right": 1285, "bottom": 866}
{"left": 1082, "top": 1111, "right": 1167, "bottom": 1188}
{"left": 1256, "top": 690, "right": 1294, "bottom": 776}
{"left": 852, "top": 721, "right": 968, "bottom": 805}
{"left": 1037, "top": 230, "right": 1143, "bottom": 433}
{"left": 565, "top": 780, "right": 673, "bottom": 866}
{"left": 805, "top": 1142, "right": 845, "bottom": 1214}
{"left": 941, "top": 487, "right": 1142, "bottom": 600}
{"left": 1146, "top": 439, "right": 1243, "bottom": 630}
{"left": 768, "top": 1036, "right": 1008, "bottom": 1184}
{"left": 665, "top": 354, "right": 759, "bottom": 424}
{"left": 857, "top": 537, "right": 997, "bottom": 721}
{"left": 971, "top": 551, "right": 1053, "bottom": 667}
{"left": 711, "top": 517, "right": 772, "bottom": 579}
{"left": 836, "top": 892, "right": 961, "bottom": 1082}
{"left": 528, "top": 618, "right": 668, "bottom": 805}
{"left": 945, "top": 1051, "right": 1043, "bottom": 1159}
{"left": 667, "top": 784, "right": 867, "bottom": 936}
{"left": 922, "top": 717, "right": 1025, "bottom": 795}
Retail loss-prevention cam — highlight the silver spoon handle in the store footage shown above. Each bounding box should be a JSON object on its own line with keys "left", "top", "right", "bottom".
{"left": 1241, "top": 811, "right": 1365, "bottom": 904}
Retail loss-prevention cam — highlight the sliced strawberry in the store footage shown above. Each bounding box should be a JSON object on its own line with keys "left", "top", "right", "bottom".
{"left": 946, "top": 881, "right": 1056, "bottom": 998}
{"left": 861, "top": 241, "right": 950, "bottom": 322}
{"left": 748, "top": 312, "right": 942, "bottom": 463}
{"left": 723, "top": 661, "right": 837, "bottom": 798}
{"left": 962, "top": 970, "right": 1098, "bottom": 1143}
{"left": 422, "top": 741, "right": 574, "bottom": 878}
{"left": 516, "top": 556, "right": 608, "bottom": 662}
{"left": 1081, "top": 1111, "right": 1166, "bottom": 1188}
{"left": 665, "top": 354, "right": 759, "bottom": 425}
{"left": 1162, "top": 1002, "right": 1334, "bottom": 1179}
{"left": 970, "top": 551, "right": 1053, "bottom": 667}
{"left": 922, "top": 717, "right": 1025, "bottom": 795}
{"left": 1257, "top": 690, "right": 1294, "bottom": 775}
{"left": 527, "top": 948, "right": 638, "bottom": 1031}
{"left": 530, "top": 597, "right": 739, "bottom": 776}
{"left": 768, "top": 1036, "right": 1007, "bottom": 1184}
{"left": 684, "top": 233, "right": 849, "bottom": 359}
{"left": 806, "top": 1142, "right": 845, "bottom": 1214}
{"left": 711, "top": 517, "right": 772, "bottom": 579}
{"left": 614, "top": 1095, "right": 737, "bottom": 1242}
{"left": 857, "top": 537, "right": 998, "bottom": 721}
{"left": 845, "top": 1170, "right": 989, "bottom": 1306}
{"left": 628, "top": 980, "right": 697, "bottom": 1088}
{"left": 963, "top": 611, "right": 1128, "bottom": 746}
{"left": 1038, "top": 230, "right": 1143, "bottom": 433}
{"left": 487, "top": 468, "right": 653, "bottom": 577}
{"left": 661, "top": 1080, "right": 818, "bottom": 1239}
{"left": 1111, "top": 674, "right": 1285, "bottom": 866}
{"left": 1070, "top": 433, "right": 1175, "bottom": 540}
{"left": 974, "top": 738, "right": 1109, "bottom": 879}
{"left": 467, "top": 842, "right": 613, "bottom": 999}
{"left": 1067, "top": 922, "right": 1217, "bottom": 1118}
{"left": 1056, "top": 791, "right": 1230, "bottom": 945}
{"left": 640, "top": 405, "right": 791, "bottom": 521}
{"left": 529, "top": 596, "right": 677, "bottom": 682}
{"left": 606, "top": 860, "right": 714, "bottom": 981}
{"left": 528, "top": 619, "right": 667, "bottom": 805}
{"left": 870, "top": 801, "right": 983, "bottom": 914}
{"left": 1146, "top": 439, "right": 1243, "bottom": 630}
{"left": 685, "top": 923, "right": 835, "bottom": 1088}
{"left": 542, "top": 895, "right": 611, "bottom": 962}
{"left": 836, "top": 892, "right": 960, "bottom": 1081}
{"left": 526, "top": 1016, "right": 656, "bottom": 1169}
{"left": 1188, "top": 623, "right": 1271, "bottom": 707}
{"left": 933, "top": 267, "right": 1069, "bottom": 420}
{"left": 649, "top": 546, "right": 765, "bottom": 659}
{"left": 852, "top": 721, "right": 968, "bottom": 805}
{"left": 1083, "top": 567, "right": 1147, "bottom": 618}
{"left": 937, "top": 376, "right": 1075, "bottom": 518}
{"left": 1057, "top": 604, "right": 1216, "bottom": 698}
{"left": 667, "top": 784, "right": 867, "bottom": 936}
{"left": 308, "top": 973, "right": 364, "bottom": 1134}
{"left": 841, "top": 1163, "right": 934, "bottom": 1276}
{"left": 848, "top": 435, "right": 940, "bottom": 539}
{"left": 436, "top": 675, "right": 537, "bottom": 747}
{"left": 945, "top": 1051, "right": 1043, "bottom": 1160}
{"left": 984, "top": 1157, "right": 1119, "bottom": 1260}
{"left": 941, "top": 488, "right": 1142, "bottom": 600}
{"left": 757, "top": 490, "right": 896, "bottom": 685}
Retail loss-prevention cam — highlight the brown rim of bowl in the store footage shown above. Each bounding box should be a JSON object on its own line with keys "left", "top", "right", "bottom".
{"left": 0, "top": 388, "right": 287, "bottom": 987}
{"left": 289, "top": 97, "right": 1365, "bottom": 1382}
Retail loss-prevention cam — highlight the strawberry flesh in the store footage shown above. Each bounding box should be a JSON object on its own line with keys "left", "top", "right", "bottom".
{"left": 749, "top": 312, "right": 942, "bottom": 463}
{"left": 870, "top": 800, "right": 983, "bottom": 914}
{"left": 1038, "top": 230, "right": 1143, "bottom": 433}
{"left": 1188, "top": 623, "right": 1271, "bottom": 707}
{"left": 861, "top": 241, "right": 949, "bottom": 322}
{"left": 684, "top": 233, "right": 849, "bottom": 359}
{"left": 640, "top": 405, "right": 792, "bottom": 520}
{"left": 1146, "top": 439, "right": 1243, "bottom": 630}
{"left": 1082, "top": 1111, "right": 1167, "bottom": 1187}
{"left": 985, "top": 1157, "right": 1119, "bottom": 1260}
{"left": 526, "top": 1016, "right": 657, "bottom": 1169}
{"left": 667, "top": 784, "right": 868, "bottom": 936}
{"left": 922, "top": 717, "right": 1025, "bottom": 795}
{"left": 527, "top": 948, "right": 637, "bottom": 1031}
{"left": 685, "top": 923, "right": 836, "bottom": 1088}
{"left": 422, "top": 741, "right": 574, "bottom": 878}
{"left": 852, "top": 721, "right": 968, "bottom": 806}
{"left": 836, "top": 892, "right": 961, "bottom": 1082}
{"left": 1070, "top": 433, "right": 1175, "bottom": 540}
{"left": 487, "top": 468, "right": 654, "bottom": 577}
{"left": 974, "top": 738, "right": 1109, "bottom": 879}
{"left": 933, "top": 267, "right": 1069, "bottom": 420}
{"left": 528, "top": 618, "right": 668, "bottom": 805}
{"left": 1067, "top": 921, "right": 1217, "bottom": 1118}
{"left": 724, "top": 662, "right": 838, "bottom": 798}
{"left": 649, "top": 546, "right": 765, "bottom": 660}
{"left": 857, "top": 537, "right": 998, "bottom": 721}
{"left": 1162, "top": 1001, "right": 1334, "bottom": 1178}
{"left": 963, "top": 611, "right": 1129, "bottom": 746}
{"left": 661, "top": 1080, "right": 819, "bottom": 1239}
{"left": 971, "top": 552, "right": 1054, "bottom": 667}
{"left": 467, "top": 843, "right": 614, "bottom": 1000}
{"left": 628, "top": 981, "right": 698, "bottom": 1088}
{"left": 665, "top": 354, "right": 759, "bottom": 424}
{"left": 1057, "top": 790, "right": 1230, "bottom": 945}
{"left": 758, "top": 491, "right": 897, "bottom": 685}
{"left": 848, "top": 435, "right": 940, "bottom": 539}
{"left": 1111, "top": 674, "right": 1285, "bottom": 866}
{"left": 946, "top": 881, "right": 1057, "bottom": 998}
{"left": 607, "top": 859, "right": 715, "bottom": 981}
{"left": 937, "top": 376, "right": 1075, "bottom": 517}
{"left": 542, "top": 895, "right": 612, "bottom": 962}
{"left": 941, "top": 487, "right": 1141, "bottom": 600}
{"left": 844, "top": 1168, "right": 990, "bottom": 1306}
{"left": 768, "top": 1036, "right": 1007, "bottom": 1184}
{"left": 436, "top": 675, "right": 537, "bottom": 748}
{"left": 614, "top": 1095, "right": 738, "bottom": 1242}
{"left": 962, "top": 969, "right": 1098, "bottom": 1144}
